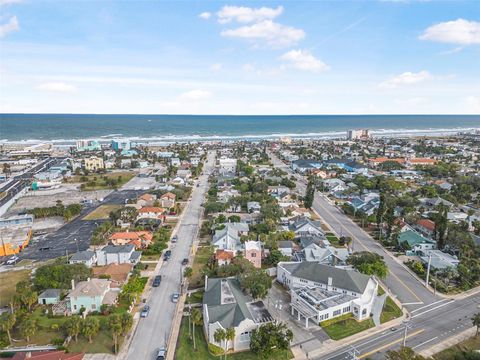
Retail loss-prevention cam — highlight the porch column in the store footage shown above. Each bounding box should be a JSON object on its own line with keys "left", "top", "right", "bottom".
{"left": 297, "top": 311, "right": 301, "bottom": 321}
{"left": 305, "top": 317, "right": 309, "bottom": 328}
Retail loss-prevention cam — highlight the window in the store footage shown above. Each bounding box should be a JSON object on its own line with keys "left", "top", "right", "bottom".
{"left": 251, "top": 253, "right": 256, "bottom": 257}
{"left": 333, "top": 310, "right": 341, "bottom": 316}
{"left": 92, "top": 304, "right": 96, "bottom": 310}
{"left": 324, "top": 313, "right": 329, "bottom": 319}
{"left": 343, "top": 306, "right": 350, "bottom": 313}
{"left": 74, "top": 305, "right": 77, "bottom": 310}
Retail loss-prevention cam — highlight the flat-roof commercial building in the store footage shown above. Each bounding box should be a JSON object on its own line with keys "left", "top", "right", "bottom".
{"left": 0, "top": 214, "right": 34, "bottom": 256}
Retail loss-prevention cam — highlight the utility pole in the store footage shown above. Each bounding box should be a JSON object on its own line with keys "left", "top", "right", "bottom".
{"left": 402, "top": 320, "right": 411, "bottom": 347}
{"left": 425, "top": 253, "right": 432, "bottom": 288}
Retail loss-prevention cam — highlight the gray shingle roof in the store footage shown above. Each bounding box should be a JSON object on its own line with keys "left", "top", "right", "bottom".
{"left": 39, "top": 288, "right": 61, "bottom": 299}
{"left": 285, "top": 262, "right": 371, "bottom": 294}
{"left": 203, "top": 277, "right": 253, "bottom": 329}
{"left": 103, "top": 244, "right": 135, "bottom": 253}
{"left": 70, "top": 250, "right": 95, "bottom": 262}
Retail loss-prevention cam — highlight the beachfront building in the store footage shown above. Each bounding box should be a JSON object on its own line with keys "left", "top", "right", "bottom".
{"left": 111, "top": 139, "right": 131, "bottom": 151}
{"left": 203, "top": 277, "right": 273, "bottom": 352}
{"left": 76, "top": 140, "right": 101, "bottom": 152}
{"left": 277, "top": 262, "right": 378, "bottom": 327}
{"left": 347, "top": 129, "right": 370, "bottom": 141}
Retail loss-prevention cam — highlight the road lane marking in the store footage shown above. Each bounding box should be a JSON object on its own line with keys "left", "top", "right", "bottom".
{"left": 358, "top": 329, "right": 425, "bottom": 359}
{"left": 401, "top": 302, "right": 424, "bottom": 306}
{"left": 315, "top": 198, "right": 423, "bottom": 303}
{"left": 411, "top": 299, "right": 450, "bottom": 313}
{"left": 412, "top": 300, "right": 455, "bottom": 318}
{"left": 412, "top": 336, "right": 439, "bottom": 350}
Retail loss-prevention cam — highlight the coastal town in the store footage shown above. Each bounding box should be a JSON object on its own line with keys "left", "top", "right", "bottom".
{"left": 0, "top": 129, "right": 479, "bottom": 360}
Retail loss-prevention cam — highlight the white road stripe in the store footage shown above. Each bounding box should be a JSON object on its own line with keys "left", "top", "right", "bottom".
{"left": 412, "top": 336, "right": 439, "bottom": 349}
{"left": 410, "top": 299, "right": 450, "bottom": 313}
{"left": 412, "top": 300, "right": 455, "bottom": 318}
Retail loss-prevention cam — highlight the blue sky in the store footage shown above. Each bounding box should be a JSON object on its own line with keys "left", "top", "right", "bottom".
{"left": 1, "top": 0, "right": 479, "bottom": 114}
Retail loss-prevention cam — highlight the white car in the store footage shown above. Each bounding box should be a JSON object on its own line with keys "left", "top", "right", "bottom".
{"left": 5, "top": 255, "right": 19, "bottom": 265}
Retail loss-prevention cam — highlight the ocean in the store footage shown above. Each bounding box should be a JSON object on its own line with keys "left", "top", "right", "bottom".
{"left": 0, "top": 114, "right": 479, "bottom": 144}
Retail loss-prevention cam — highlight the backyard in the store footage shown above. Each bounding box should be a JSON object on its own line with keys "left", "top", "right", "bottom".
{"left": 175, "top": 318, "right": 292, "bottom": 360}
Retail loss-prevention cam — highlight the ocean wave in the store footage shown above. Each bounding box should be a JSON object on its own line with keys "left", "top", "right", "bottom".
{"left": 1, "top": 127, "right": 479, "bottom": 145}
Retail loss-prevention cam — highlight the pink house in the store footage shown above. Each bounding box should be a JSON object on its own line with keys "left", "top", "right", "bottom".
{"left": 244, "top": 241, "right": 262, "bottom": 268}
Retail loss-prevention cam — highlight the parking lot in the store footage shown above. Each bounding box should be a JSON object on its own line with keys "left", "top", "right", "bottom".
{"left": 121, "top": 174, "right": 157, "bottom": 190}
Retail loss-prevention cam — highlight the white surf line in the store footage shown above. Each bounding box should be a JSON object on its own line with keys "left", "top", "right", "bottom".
{"left": 412, "top": 300, "right": 455, "bottom": 318}
{"left": 412, "top": 336, "right": 439, "bottom": 349}
{"left": 410, "top": 299, "right": 450, "bottom": 313}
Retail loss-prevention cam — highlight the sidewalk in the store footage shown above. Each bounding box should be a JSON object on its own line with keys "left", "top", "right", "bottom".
{"left": 305, "top": 314, "right": 407, "bottom": 359}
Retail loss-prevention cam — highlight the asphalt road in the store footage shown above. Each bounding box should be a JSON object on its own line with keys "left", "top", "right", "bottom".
{"left": 126, "top": 151, "right": 215, "bottom": 360}
{"left": 0, "top": 157, "right": 60, "bottom": 208}
{"left": 19, "top": 189, "right": 144, "bottom": 260}
{"left": 269, "top": 152, "right": 480, "bottom": 358}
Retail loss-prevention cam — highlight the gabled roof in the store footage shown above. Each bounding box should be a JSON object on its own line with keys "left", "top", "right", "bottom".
{"left": 70, "top": 250, "right": 95, "bottom": 262}
{"left": 39, "top": 289, "right": 61, "bottom": 299}
{"left": 69, "top": 278, "right": 110, "bottom": 298}
{"left": 398, "top": 230, "right": 435, "bottom": 247}
{"left": 280, "top": 262, "right": 371, "bottom": 294}
{"left": 416, "top": 219, "right": 436, "bottom": 232}
{"left": 203, "top": 277, "right": 253, "bottom": 329}
{"left": 102, "top": 244, "right": 135, "bottom": 254}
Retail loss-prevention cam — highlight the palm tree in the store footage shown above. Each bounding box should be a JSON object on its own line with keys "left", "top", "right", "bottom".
{"left": 65, "top": 316, "right": 83, "bottom": 342}
{"left": 225, "top": 328, "right": 236, "bottom": 360}
{"left": 191, "top": 308, "right": 202, "bottom": 351}
{"left": 120, "top": 312, "right": 133, "bottom": 335}
{"left": 108, "top": 314, "right": 123, "bottom": 354}
{"left": 82, "top": 317, "right": 100, "bottom": 343}
{"left": 0, "top": 312, "right": 16, "bottom": 344}
{"left": 214, "top": 328, "right": 226, "bottom": 357}
{"left": 183, "top": 267, "right": 193, "bottom": 280}
{"left": 472, "top": 313, "right": 480, "bottom": 335}
{"left": 20, "top": 318, "right": 37, "bottom": 343}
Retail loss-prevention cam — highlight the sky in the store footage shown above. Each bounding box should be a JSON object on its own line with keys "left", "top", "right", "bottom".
{"left": 0, "top": 0, "right": 479, "bottom": 115}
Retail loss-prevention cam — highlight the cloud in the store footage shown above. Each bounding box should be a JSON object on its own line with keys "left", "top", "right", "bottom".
{"left": 379, "top": 70, "right": 432, "bottom": 88}
{"left": 210, "top": 63, "right": 222, "bottom": 71}
{"left": 0, "top": 16, "right": 19, "bottom": 37}
{"left": 179, "top": 89, "right": 212, "bottom": 101}
{"left": 217, "top": 5, "right": 283, "bottom": 24}
{"left": 466, "top": 96, "right": 480, "bottom": 112}
{"left": 280, "top": 49, "right": 329, "bottom": 72}
{"left": 420, "top": 19, "right": 480, "bottom": 45}
{"left": 0, "top": 0, "right": 22, "bottom": 5}
{"left": 199, "top": 12, "right": 211, "bottom": 20}
{"left": 37, "top": 82, "right": 77, "bottom": 93}
{"left": 221, "top": 20, "right": 305, "bottom": 47}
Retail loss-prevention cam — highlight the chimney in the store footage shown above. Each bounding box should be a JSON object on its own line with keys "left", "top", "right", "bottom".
{"left": 327, "top": 277, "right": 333, "bottom": 291}
{"left": 71, "top": 279, "right": 75, "bottom": 290}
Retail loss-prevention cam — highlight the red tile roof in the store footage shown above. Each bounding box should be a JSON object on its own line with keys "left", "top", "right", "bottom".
{"left": 416, "top": 219, "right": 436, "bottom": 231}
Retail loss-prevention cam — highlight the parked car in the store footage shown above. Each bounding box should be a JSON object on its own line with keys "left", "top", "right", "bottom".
{"left": 181, "top": 258, "right": 189, "bottom": 265}
{"left": 171, "top": 235, "right": 178, "bottom": 243}
{"left": 152, "top": 275, "right": 162, "bottom": 287}
{"left": 156, "top": 348, "right": 166, "bottom": 360}
{"left": 163, "top": 250, "right": 172, "bottom": 261}
{"left": 171, "top": 293, "right": 180, "bottom": 303}
{"left": 5, "top": 255, "right": 19, "bottom": 265}
{"left": 140, "top": 305, "right": 150, "bottom": 318}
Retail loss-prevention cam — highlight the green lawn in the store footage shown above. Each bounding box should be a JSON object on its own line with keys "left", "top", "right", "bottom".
{"left": 175, "top": 318, "right": 292, "bottom": 360}
{"left": 433, "top": 335, "right": 480, "bottom": 360}
{"left": 10, "top": 308, "right": 117, "bottom": 354}
{"left": 185, "top": 290, "right": 204, "bottom": 304}
{"left": 320, "top": 314, "right": 375, "bottom": 340}
{"left": 68, "top": 171, "right": 135, "bottom": 191}
{"left": 189, "top": 246, "right": 213, "bottom": 289}
{"left": 380, "top": 296, "right": 403, "bottom": 324}
{"left": 0, "top": 269, "right": 31, "bottom": 307}
{"left": 377, "top": 286, "right": 385, "bottom": 296}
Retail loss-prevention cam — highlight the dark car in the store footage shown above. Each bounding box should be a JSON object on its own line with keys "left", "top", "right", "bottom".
{"left": 181, "top": 258, "right": 189, "bottom": 266}
{"left": 152, "top": 275, "right": 162, "bottom": 287}
{"left": 163, "top": 250, "right": 172, "bottom": 261}
{"left": 140, "top": 305, "right": 150, "bottom": 318}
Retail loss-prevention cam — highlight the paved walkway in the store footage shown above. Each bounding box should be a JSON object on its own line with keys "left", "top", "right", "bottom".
{"left": 372, "top": 294, "right": 387, "bottom": 326}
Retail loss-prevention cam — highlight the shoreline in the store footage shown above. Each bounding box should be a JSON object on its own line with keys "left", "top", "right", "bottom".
{"left": 1, "top": 127, "right": 479, "bottom": 146}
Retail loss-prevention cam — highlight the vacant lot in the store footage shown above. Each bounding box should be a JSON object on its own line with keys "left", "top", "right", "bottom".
{"left": 83, "top": 204, "right": 123, "bottom": 220}
{"left": 189, "top": 246, "right": 213, "bottom": 289}
{"left": 68, "top": 171, "right": 135, "bottom": 191}
{"left": 0, "top": 269, "right": 31, "bottom": 307}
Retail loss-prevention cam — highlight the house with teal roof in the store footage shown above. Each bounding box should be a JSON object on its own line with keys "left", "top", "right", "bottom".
{"left": 398, "top": 230, "right": 436, "bottom": 249}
